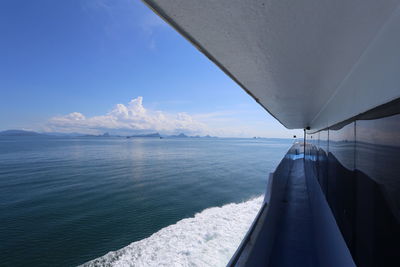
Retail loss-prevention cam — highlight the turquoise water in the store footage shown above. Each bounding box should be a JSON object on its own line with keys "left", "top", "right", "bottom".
{"left": 0, "top": 137, "right": 292, "bottom": 266}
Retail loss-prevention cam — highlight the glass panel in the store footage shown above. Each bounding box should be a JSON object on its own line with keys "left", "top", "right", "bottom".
{"left": 355, "top": 114, "right": 400, "bottom": 266}
{"left": 328, "top": 122, "right": 356, "bottom": 251}
{"left": 318, "top": 130, "right": 329, "bottom": 195}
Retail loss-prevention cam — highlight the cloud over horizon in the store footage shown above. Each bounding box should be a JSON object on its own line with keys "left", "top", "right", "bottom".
{"left": 44, "top": 97, "right": 210, "bottom": 135}
{"left": 35, "top": 97, "right": 302, "bottom": 138}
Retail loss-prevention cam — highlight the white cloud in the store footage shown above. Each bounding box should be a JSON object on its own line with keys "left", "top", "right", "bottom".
{"left": 45, "top": 97, "right": 210, "bottom": 135}
{"left": 39, "top": 96, "right": 302, "bottom": 138}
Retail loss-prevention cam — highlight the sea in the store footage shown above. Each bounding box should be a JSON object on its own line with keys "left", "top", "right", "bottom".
{"left": 0, "top": 136, "right": 293, "bottom": 266}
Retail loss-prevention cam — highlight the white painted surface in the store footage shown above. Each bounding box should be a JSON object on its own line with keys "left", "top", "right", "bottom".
{"left": 143, "top": 0, "right": 400, "bottom": 130}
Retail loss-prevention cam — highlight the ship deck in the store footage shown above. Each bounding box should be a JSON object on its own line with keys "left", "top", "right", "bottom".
{"left": 268, "top": 159, "right": 315, "bottom": 266}
{"left": 229, "top": 144, "right": 355, "bottom": 267}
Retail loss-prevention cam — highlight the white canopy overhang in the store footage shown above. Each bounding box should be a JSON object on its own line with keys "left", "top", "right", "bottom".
{"left": 143, "top": 0, "right": 400, "bottom": 130}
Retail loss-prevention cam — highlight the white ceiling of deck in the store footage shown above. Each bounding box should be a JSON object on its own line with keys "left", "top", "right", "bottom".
{"left": 143, "top": 0, "right": 400, "bottom": 130}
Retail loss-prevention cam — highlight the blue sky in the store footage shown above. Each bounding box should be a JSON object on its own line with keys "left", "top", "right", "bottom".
{"left": 0, "top": 0, "right": 301, "bottom": 137}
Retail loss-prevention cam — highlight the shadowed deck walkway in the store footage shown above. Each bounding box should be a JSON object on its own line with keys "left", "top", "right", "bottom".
{"left": 229, "top": 144, "right": 355, "bottom": 267}
{"left": 268, "top": 159, "right": 315, "bottom": 266}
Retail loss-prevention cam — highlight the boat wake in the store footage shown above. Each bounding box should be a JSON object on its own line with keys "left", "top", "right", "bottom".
{"left": 81, "top": 196, "right": 263, "bottom": 267}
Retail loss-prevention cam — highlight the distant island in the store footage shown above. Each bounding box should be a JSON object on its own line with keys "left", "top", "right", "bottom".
{"left": 0, "top": 130, "right": 218, "bottom": 139}
{"left": 0, "top": 130, "right": 46, "bottom": 136}
{"left": 167, "top": 133, "right": 217, "bottom": 138}
{"left": 168, "top": 133, "right": 188, "bottom": 138}
{"left": 82, "top": 132, "right": 113, "bottom": 137}
{"left": 126, "top": 133, "right": 161, "bottom": 138}
{"left": 126, "top": 133, "right": 217, "bottom": 139}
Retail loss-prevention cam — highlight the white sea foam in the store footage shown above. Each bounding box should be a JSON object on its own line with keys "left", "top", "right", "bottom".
{"left": 81, "top": 196, "right": 263, "bottom": 267}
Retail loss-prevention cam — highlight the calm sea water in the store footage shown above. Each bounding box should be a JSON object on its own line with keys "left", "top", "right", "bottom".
{"left": 0, "top": 136, "right": 292, "bottom": 266}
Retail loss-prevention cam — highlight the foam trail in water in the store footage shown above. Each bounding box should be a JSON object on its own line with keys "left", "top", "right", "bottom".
{"left": 81, "top": 196, "right": 263, "bottom": 267}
